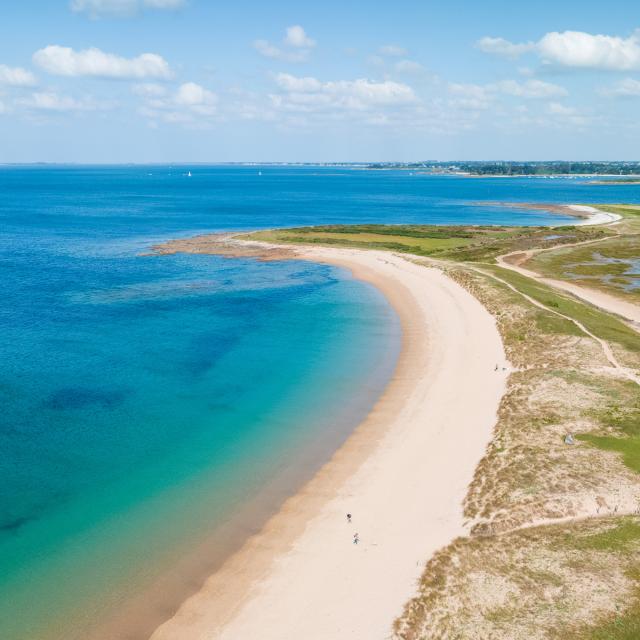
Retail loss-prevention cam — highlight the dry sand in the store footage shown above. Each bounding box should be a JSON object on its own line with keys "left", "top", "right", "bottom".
{"left": 151, "top": 246, "right": 508, "bottom": 640}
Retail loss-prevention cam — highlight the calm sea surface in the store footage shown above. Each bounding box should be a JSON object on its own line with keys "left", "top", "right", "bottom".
{"left": 1, "top": 166, "right": 638, "bottom": 639}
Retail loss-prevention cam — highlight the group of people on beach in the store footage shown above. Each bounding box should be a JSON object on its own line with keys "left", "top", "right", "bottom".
{"left": 347, "top": 513, "right": 359, "bottom": 544}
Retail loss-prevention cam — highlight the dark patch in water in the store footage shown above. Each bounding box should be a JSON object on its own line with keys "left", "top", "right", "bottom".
{"left": 0, "top": 515, "right": 31, "bottom": 533}
{"left": 183, "top": 332, "right": 242, "bottom": 377}
{"left": 43, "top": 386, "right": 130, "bottom": 410}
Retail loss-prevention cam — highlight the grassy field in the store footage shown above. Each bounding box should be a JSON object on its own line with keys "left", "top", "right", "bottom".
{"left": 249, "top": 224, "right": 612, "bottom": 262}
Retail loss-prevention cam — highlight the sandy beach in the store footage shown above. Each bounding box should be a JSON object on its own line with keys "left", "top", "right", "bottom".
{"left": 151, "top": 246, "right": 508, "bottom": 640}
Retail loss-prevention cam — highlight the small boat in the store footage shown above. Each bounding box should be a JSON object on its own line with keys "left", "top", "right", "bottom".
{"left": 258, "top": 171, "right": 262, "bottom": 176}
{"left": 187, "top": 171, "right": 192, "bottom": 177}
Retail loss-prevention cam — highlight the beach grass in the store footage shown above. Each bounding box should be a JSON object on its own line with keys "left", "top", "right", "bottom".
{"left": 474, "top": 265, "right": 640, "bottom": 357}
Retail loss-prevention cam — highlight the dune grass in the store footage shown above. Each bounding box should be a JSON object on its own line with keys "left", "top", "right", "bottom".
{"left": 478, "top": 265, "right": 640, "bottom": 354}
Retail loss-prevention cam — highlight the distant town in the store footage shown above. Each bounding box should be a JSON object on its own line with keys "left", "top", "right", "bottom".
{"left": 365, "top": 161, "right": 640, "bottom": 176}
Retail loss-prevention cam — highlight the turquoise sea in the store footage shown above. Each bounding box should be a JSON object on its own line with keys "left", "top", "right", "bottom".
{"left": 1, "top": 166, "right": 638, "bottom": 639}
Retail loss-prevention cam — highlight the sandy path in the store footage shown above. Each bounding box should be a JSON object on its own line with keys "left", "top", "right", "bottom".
{"left": 497, "top": 249, "right": 640, "bottom": 329}
{"left": 151, "top": 248, "right": 507, "bottom": 640}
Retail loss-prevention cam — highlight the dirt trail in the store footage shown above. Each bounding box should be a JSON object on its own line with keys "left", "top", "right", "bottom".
{"left": 496, "top": 235, "right": 640, "bottom": 329}
{"left": 467, "top": 264, "right": 640, "bottom": 386}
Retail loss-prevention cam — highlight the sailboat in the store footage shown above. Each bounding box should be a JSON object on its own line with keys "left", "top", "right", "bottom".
{"left": 187, "top": 170, "right": 192, "bottom": 177}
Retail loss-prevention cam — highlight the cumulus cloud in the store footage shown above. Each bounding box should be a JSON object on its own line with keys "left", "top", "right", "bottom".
{"left": 33, "top": 45, "right": 172, "bottom": 79}
{"left": 476, "top": 37, "right": 535, "bottom": 58}
{"left": 19, "top": 91, "right": 107, "bottom": 112}
{"left": 137, "top": 81, "right": 218, "bottom": 125}
{"left": 600, "top": 77, "right": 640, "bottom": 96}
{"left": 284, "top": 25, "right": 315, "bottom": 48}
{"left": 0, "top": 64, "right": 37, "bottom": 86}
{"left": 71, "top": 0, "right": 186, "bottom": 18}
{"left": 448, "top": 78, "right": 567, "bottom": 109}
{"left": 270, "top": 72, "right": 417, "bottom": 121}
{"left": 477, "top": 29, "right": 640, "bottom": 71}
{"left": 538, "top": 30, "right": 640, "bottom": 70}
{"left": 254, "top": 25, "right": 316, "bottom": 62}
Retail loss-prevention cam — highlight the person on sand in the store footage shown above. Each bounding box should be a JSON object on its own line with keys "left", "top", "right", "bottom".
{"left": 353, "top": 533, "right": 359, "bottom": 544}
{"left": 347, "top": 513, "right": 352, "bottom": 523}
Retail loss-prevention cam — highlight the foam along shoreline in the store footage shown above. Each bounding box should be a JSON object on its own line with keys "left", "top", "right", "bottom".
{"left": 150, "top": 244, "right": 508, "bottom": 640}
{"left": 473, "top": 201, "right": 623, "bottom": 226}
{"left": 568, "top": 205, "right": 623, "bottom": 226}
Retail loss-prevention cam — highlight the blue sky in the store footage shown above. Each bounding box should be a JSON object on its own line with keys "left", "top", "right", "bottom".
{"left": 1, "top": 0, "right": 639, "bottom": 162}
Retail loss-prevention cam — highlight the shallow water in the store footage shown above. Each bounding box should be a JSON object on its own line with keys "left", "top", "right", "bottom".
{"left": 1, "top": 166, "right": 638, "bottom": 639}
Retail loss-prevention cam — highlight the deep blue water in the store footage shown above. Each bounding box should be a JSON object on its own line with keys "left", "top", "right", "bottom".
{"left": 1, "top": 166, "right": 638, "bottom": 639}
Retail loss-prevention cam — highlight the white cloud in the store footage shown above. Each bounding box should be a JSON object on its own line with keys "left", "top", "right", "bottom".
{"left": 174, "top": 81, "right": 217, "bottom": 113}
{"left": 19, "top": 91, "right": 107, "bottom": 112}
{"left": 448, "top": 78, "right": 566, "bottom": 108}
{"left": 271, "top": 73, "right": 417, "bottom": 119}
{"left": 447, "top": 83, "right": 491, "bottom": 110}
{"left": 254, "top": 25, "right": 316, "bottom": 62}
{"left": 253, "top": 40, "right": 289, "bottom": 60}
{"left": 601, "top": 77, "right": 640, "bottom": 96}
{"left": 33, "top": 45, "right": 172, "bottom": 79}
{"left": 275, "top": 74, "right": 323, "bottom": 92}
{"left": 538, "top": 30, "right": 640, "bottom": 70}
{"left": 494, "top": 79, "right": 567, "bottom": 98}
{"left": 477, "top": 29, "right": 640, "bottom": 71}
{"left": 379, "top": 45, "right": 408, "bottom": 57}
{"left": 546, "top": 102, "right": 578, "bottom": 116}
{"left": 284, "top": 25, "right": 315, "bottom": 48}
{"left": 394, "top": 59, "right": 424, "bottom": 74}
{"left": 0, "top": 64, "right": 37, "bottom": 87}
{"left": 137, "top": 81, "right": 218, "bottom": 124}
{"left": 544, "top": 101, "right": 592, "bottom": 127}
{"left": 476, "top": 37, "right": 535, "bottom": 58}
{"left": 71, "top": 0, "right": 185, "bottom": 18}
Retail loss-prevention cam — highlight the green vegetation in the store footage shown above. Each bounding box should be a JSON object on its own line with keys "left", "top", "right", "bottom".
{"left": 528, "top": 234, "right": 640, "bottom": 301}
{"left": 570, "top": 518, "right": 640, "bottom": 552}
{"left": 478, "top": 265, "right": 640, "bottom": 353}
{"left": 579, "top": 433, "right": 640, "bottom": 473}
{"left": 249, "top": 224, "right": 611, "bottom": 263}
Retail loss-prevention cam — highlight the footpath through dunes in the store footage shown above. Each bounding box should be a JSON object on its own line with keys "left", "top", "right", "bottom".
{"left": 150, "top": 248, "right": 508, "bottom": 640}
{"left": 497, "top": 242, "right": 640, "bottom": 329}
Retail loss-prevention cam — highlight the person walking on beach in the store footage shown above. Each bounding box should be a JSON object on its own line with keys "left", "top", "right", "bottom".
{"left": 353, "top": 532, "right": 359, "bottom": 545}
{"left": 347, "top": 513, "right": 352, "bottom": 523}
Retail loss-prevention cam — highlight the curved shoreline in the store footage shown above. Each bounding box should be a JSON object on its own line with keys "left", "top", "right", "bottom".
{"left": 151, "top": 246, "right": 508, "bottom": 640}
